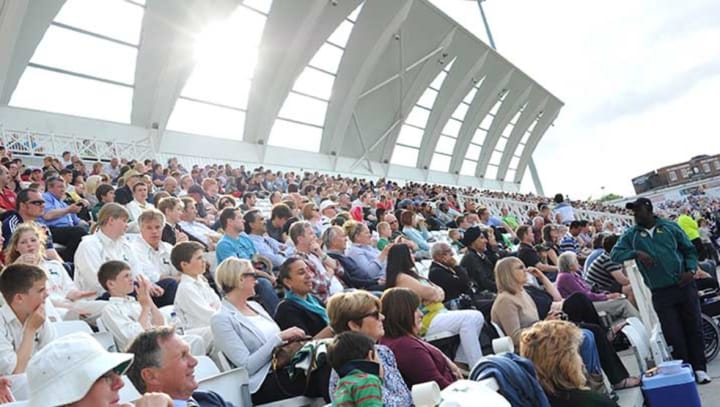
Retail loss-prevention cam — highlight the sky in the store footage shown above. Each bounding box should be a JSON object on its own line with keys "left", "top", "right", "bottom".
{"left": 432, "top": 0, "right": 720, "bottom": 199}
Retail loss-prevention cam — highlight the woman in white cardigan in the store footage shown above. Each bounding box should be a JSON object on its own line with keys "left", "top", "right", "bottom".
{"left": 210, "top": 257, "right": 306, "bottom": 404}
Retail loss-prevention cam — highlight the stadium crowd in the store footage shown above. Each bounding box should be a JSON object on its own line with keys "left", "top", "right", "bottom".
{"left": 0, "top": 149, "right": 717, "bottom": 406}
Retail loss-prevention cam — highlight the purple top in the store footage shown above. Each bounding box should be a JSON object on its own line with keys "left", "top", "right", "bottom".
{"left": 378, "top": 335, "right": 456, "bottom": 389}
{"left": 556, "top": 271, "right": 608, "bottom": 301}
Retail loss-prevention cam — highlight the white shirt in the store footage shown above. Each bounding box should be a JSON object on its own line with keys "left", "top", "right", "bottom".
{"left": 42, "top": 259, "right": 76, "bottom": 301}
{"left": 178, "top": 220, "right": 214, "bottom": 245}
{"left": 125, "top": 200, "right": 154, "bottom": 221}
{"left": 246, "top": 314, "right": 281, "bottom": 342}
{"left": 0, "top": 305, "right": 56, "bottom": 375}
{"left": 74, "top": 231, "right": 144, "bottom": 295}
{"left": 174, "top": 274, "right": 221, "bottom": 330}
{"left": 101, "top": 296, "right": 160, "bottom": 350}
{"left": 130, "top": 236, "right": 177, "bottom": 282}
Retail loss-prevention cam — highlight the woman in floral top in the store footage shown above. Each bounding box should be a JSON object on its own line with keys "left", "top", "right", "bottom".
{"left": 326, "top": 291, "right": 412, "bottom": 406}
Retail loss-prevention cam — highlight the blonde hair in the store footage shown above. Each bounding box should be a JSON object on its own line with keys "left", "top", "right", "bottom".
{"left": 327, "top": 291, "right": 382, "bottom": 334}
{"left": 494, "top": 257, "right": 524, "bottom": 295}
{"left": 5, "top": 223, "right": 47, "bottom": 264}
{"left": 214, "top": 257, "right": 255, "bottom": 294}
{"left": 137, "top": 208, "right": 165, "bottom": 227}
{"left": 85, "top": 175, "right": 103, "bottom": 195}
{"left": 302, "top": 202, "right": 318, "bottom": 220}
{"left": 343, "top": 220, "right": 365, "bottom": 242}
{"left": 376, "top": 221, "right": 390, "bottom": 236}
{"left": 97, "top": 203, "right": 129, "bottom": 226}
{"left": 519, "top": 320, "right": 587, "bottom": 395}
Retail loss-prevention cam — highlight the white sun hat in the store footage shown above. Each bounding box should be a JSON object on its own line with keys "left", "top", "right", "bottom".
{"left": 27, "top": 332, "right": 134, "bottom": 407}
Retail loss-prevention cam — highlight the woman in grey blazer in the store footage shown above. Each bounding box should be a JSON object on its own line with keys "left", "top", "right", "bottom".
{"left": 210, "top": 258, "right": 306, "bottom": 404}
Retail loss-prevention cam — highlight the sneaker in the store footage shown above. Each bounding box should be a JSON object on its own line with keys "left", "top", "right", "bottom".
{"left": 695, "top": 370, "right": 712, "bottom": 384}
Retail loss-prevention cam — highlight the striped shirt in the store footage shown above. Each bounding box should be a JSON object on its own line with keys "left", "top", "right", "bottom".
{"left": 333, "top": 370, "right": 383, "bottom": 407}
{"left": 559, "top": 232, "right": 580, "bottom": 254}
{"left": 586, "top": 251, "right": 623, "bottom": 293}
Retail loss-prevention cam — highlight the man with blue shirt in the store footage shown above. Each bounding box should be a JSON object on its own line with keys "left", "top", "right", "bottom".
{"left": 40, "top": 177, "right": 87, "bottom": 261}
{"left": 244, "top": 209, "right": 291, "bottom": 269}
{"left": 611, "top": 197, "right": 711, "bottom": 384}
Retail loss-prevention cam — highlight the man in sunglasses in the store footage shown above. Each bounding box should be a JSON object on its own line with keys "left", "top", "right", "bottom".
{"left": 1, "top": 188, "right": 63, "bottom": 262}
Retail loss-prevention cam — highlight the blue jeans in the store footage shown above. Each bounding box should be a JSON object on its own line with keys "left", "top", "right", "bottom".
{"left": 579, "top": 328, "right": 602, "bottom": 374}
{"left": 255, "top": 277, "right": 280, "bottom": 316}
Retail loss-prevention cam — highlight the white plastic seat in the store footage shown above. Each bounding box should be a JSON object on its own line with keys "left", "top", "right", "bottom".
{"left": 51, "top": 320, "right": 93, "bottom": 337}
{"left": 92, "top": 331, "right": 118, "bottom": 352}
{"left": 195, "top": 355, "right": 220, "bottom": 381}
{"left": 198, "top": 368, "right": 251, "bottom": 406}
{"left": 158, "top": 305, "right": 175, "bottom": 323}
{"left": 256, "top": 396, "right": 326, "bottom": 407}
{"left": 621, "top": 324, "right": 650, "bottom": 371}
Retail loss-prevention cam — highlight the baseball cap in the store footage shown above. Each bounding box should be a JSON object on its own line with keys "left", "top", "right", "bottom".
{"left": 27, "top": 332, "right": 134, "bottom": 407}
{"left": 625, "top": 197, "right": 653, "bottom": 212}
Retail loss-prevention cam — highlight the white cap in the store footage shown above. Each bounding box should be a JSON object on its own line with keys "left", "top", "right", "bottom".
{"left": 27, "top": 332, "right": 134, "bottom": 407}
{"left": 319, "top": 200, "right": 338, "bottom": 212}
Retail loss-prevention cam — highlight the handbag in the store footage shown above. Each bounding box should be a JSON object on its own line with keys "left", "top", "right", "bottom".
{"left": 272, "top": 336, "right": 312, "bottom": 371}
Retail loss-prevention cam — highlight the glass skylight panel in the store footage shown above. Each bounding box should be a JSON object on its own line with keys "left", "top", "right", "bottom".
{"left": 268, "top": 119, "right": 323, "bottom": 152}
{"left": 405, "top": 107, "right": 431, "bottom": 128}
{"left": 327, "top": 20, "right": 355, "bottom": 47}
{"left": 292, "top": 67, "right": 334, "bottom": 100}
{"left": 520, "top": 131, "right": 532, "bottom": 144}
{"left": 309, "top": 43, "right": 344, "bottom": 73}
{"left": 396, "top": 125, "right": 424, "bottom": 148}
{"left": 278, "top": 92, "right": 328, "bottom": 127}
{"left": 429, "top": 153, "right": 452, "bottom": 172}
{"left": 10, "top": 66, "right": 132, "bottom": 123}
{"left": 460, "top": 160, "right": 477, "bottom": 176}
{"left": 390, "top": 145, "right": 419, "bottom": 167}
{"left": 466, "top": 143, "right": 481, "bottom": 160}
{"left": 347, "top": 4, "right": 363, "bottom": 21}
{"left": 490, "top": 151, "right": 503, "bottom": 166}
{"left": 506, "top": 169, "right": 517, "bottom": 181}
{"left": 417, "top": 88, "right": 438, "bottom": 109}
{"left": 451, "top": 102, "right": 468, "bottom": 121}
{"left": 54, "top": 0, "right": 144, "bottom": 44}
{"left": 515, "top": 144, "right": 525, "bottom": 156}
{"left": 488, "top": 99, "right": 503, "bottom": 116}
{"left": 429, "top": 70, "right": 448, "bottom": 91}
{"left": 436, "top": 136, "right": 456, "bottom": 155}
{"left": 485, "top": 164, "right": 498, "bottom": 179}
{"left": 463, "top": 86, "right": 478, "bottom": 104}
{"left": 243, "top": 0, "right": 273, "bottom": 14}
{"left": 183, "top": 72, "right": 252, "bottom": 109}
{"left": 496, "top": 137, "right": 507, "bottom": 151}
{"left": 510, "top": 156, "right": 520, "bottom": 169}
{"left": 472, "top": 128, "right": 487, "bottom": 145}
{"left": 30, "top": 25, "right": 137, "bottom": 84}
{"left": 441, "top": 119, "right": 461, "bottom": 138}
{"left": 167, "top": 99, "right": 245, "bottom": 140}
{"left": 478, "top": 114, "right": 493, "bottom": 130}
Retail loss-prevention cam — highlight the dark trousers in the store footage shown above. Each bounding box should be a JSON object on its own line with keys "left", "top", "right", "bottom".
{"left": 562, "top": 292, "right": 603, "bottom": 327}
{"left": 152, "top": 278, "right": 179, "bottom": 307}
{"left": 652, "top": 281, "right": 707, "bottom": 372}
{"left": 49, "top": 225, "right": 87, "bottom": 262}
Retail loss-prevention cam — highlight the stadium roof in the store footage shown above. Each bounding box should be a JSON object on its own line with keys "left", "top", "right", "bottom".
{"left": 0, "top": 0, "right": 562, "bottom": 191}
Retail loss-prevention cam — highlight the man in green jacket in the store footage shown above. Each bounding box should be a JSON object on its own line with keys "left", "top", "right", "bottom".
{"left": 611, "top": 197, "right": 711, "bottom": 384}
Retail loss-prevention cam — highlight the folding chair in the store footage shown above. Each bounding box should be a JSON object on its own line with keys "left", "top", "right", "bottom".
{"left": 51, "top": 320, "right": 93, "bottom": 337}
{"left": 195, "top": 355, "right": 221, "bottom": 381}
{"left": 198, "top": 368, "right": 251, "bottom": 406}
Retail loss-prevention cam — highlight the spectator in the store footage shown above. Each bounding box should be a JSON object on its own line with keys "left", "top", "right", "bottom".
{"left": 126, "top": 327, "right": 235, "bottom": 406}
{"left": 0, "top": 264, "right": 56, "bottom": 375}
{"left": 1, "top": 188, "right": 63, "bottom": 262}
{"left": 74, "top": 203, "right": 146, "bottom": 296}
{"left": 344, "top": 220, "right": 389, "bottom": 281}
{"left": 552, "top": 193, "right": 575, "bottom": 225}
{"left": 240, "top": 192, "right": 257, "bottom": 211}
{"left": 516, "top": 225, "right": 558, "bottom": 280}
{"left": 244, "top": 209, "right": 290, "bottom": 269}
{"left": 266, "top": 203, "right": 292, "bottom": 243}
{"left": 326, "top": 290, "right": 412, "bottom": 406}
{"left": 558, "top": 220, "right": 584, "bottom": 256}
{"left": 399, "top": 210, "right": 430, "bottom": 251}
{"left": 542, "top": 224, "right": 561, "bottom": 265}
{"left": 178, "top": 196, "right": 219, "bottom": 249}
{"left": 584, "top": 233, "right": 607, "bottom": 276}
{"left": 90, "top": 183, "right": 115, "bottom": 221}
{"left": 0, "top": 165, "right": 17, "bottom": 214}
{"left": 520, "top": 321, "right": 619, "bottom": 407}
{"left": 459, "top": 226, "right": 499, "bottom": 292}
{"left": 40, "top": 176, "right": 88, "bottom": 261}
{"left": 386, "top": 244, "right": 485, "bottom": 368}
{"left": 289, "top": 221, "right": 344, "bottom": 303}
{"left": 125, "top": 181, "right": 154, "bottom": 222}
{"left": 274, "top": 256, "right": 334, "bottom": 338}
{"left": 586, "top": 234, "right": 636, "bottom": 307}
{"left": 323, "top": 226, "right": 385, "bottom": 290}
{"left": 131, "top": 209, "right": 181, "bottom": 306}
{"left": 378, "top": 288, "right": 463, "bottom": 390}
{"left": 171, "top": 241, "right": 220, "bottom": 347}
{"left": 114, "top": 173, "right": 142, "bottom": 205}
{"left": 327, "top": 332, "right": 383, "bottom": 407}
{"left": 157, "top": 196, "right": 189, "bottom": 246}
{"left": 210, "top": 258, "right": 307, "bottom": 404}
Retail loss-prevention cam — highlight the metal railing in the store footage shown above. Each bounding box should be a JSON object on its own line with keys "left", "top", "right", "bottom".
{"left": 0, "top": 125, "right": 153, "bottom": 163}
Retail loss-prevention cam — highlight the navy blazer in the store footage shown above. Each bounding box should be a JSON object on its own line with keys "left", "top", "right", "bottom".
{"left": 191, "top": 390, "right": 236, "bottom": 407}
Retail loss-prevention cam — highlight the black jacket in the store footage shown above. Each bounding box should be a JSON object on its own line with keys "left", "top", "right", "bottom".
{"left": 428, "top": 262, "right": 473, "bottom": 300}
{"left": 459, "top": 248, "right": 497, "bottom": 293}
{"left": 275, "top": 296, "right": 328, "bottom": 337}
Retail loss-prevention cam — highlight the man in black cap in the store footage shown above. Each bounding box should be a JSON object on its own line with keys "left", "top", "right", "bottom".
{"left": 612, "top": 197, "right": 711, "bottom": 384}
{"left": 459, "top": 226, "right": 497, "bottom": 293}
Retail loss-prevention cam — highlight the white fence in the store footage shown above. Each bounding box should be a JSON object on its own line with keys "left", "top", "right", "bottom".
{"left": 0, "top": 125, "right": 153, "bottom": 163}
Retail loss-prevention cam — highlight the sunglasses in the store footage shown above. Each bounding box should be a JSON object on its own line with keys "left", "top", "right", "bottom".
{"left": 28, "top": 200, "right": 45, "bottom": 206}
{"left": 358, "top": 310, "right": 382, "bottom": 320}
{"left": 241, "top": 272, "right": 257, "bottom": 279}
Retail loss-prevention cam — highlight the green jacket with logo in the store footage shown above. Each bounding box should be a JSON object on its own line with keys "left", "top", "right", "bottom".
{"left": 611, "top": 217, "right": 698, "bottom": 290}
